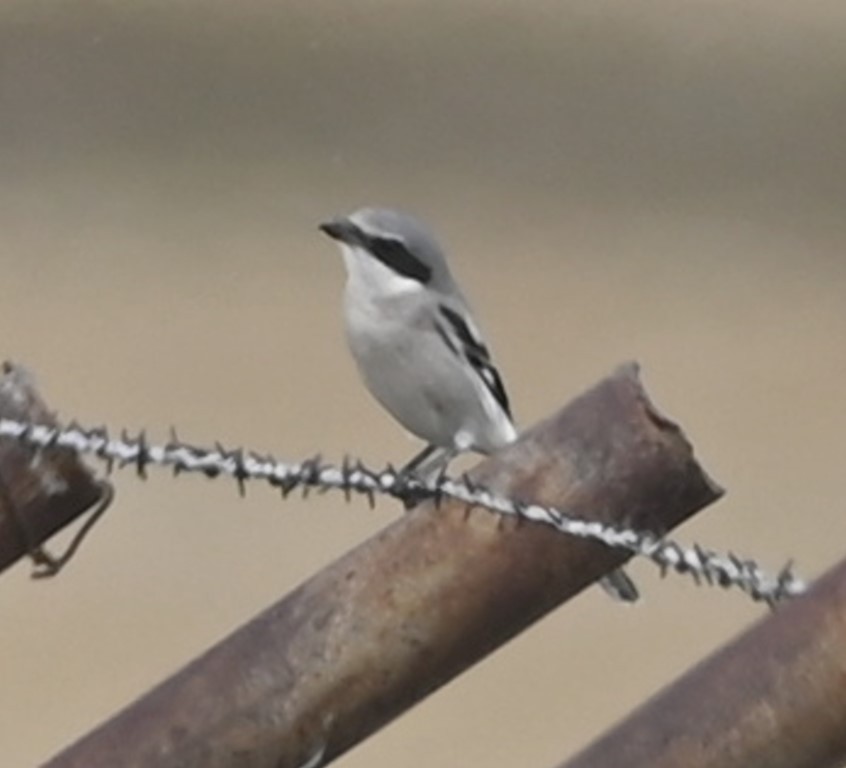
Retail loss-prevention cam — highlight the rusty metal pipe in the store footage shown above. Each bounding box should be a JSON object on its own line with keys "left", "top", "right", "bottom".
{"left": 0, "top": 363, "right": 104, "bottom": 575}
{"left": 43, "top": 364, "right": 722, "bottom": 768}
{"left": 558, "top": 555, "right": 846, "bottom": 768}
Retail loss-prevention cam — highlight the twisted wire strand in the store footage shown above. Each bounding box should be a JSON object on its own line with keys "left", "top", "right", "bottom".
{"left": 0, "top": 417, "right": 805, "bottom": 605}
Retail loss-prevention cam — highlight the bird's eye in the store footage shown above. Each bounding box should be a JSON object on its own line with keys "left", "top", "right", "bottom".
{"left": 368, "top": 237, "right": 432, "bottom": 284}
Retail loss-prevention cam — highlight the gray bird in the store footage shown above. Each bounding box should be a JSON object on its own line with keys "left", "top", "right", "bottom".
{"left": 320, "top": 206, "right": 638, "bottom": 602}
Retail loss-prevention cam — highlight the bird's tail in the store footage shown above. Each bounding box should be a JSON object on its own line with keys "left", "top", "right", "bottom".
{"left": 599, "top": 568, "right": 640, "bottom": 603}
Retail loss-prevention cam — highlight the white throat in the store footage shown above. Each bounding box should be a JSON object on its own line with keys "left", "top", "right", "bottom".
{"left": 340, "top": 244, "right": 424, "bottom": 300}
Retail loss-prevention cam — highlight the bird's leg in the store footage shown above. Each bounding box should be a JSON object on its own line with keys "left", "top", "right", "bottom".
{"left": 399, "top": 444, "right": 440, "bottom": 477}
{"left": 397, "top": 445, "right": 439, "bottom": 511}
{"left": 405, "top": 446, "right": 458, "bottom": 481}
{"left": 398, "top": 445, "right": 459, "bottom": 510}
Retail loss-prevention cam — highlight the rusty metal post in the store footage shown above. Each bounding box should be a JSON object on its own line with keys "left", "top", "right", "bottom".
{"left": 43, "top": 364, "right": 722, "bottom": 768}
{"left": 0, "top": 362, "right": 104, "bottom": 574}
{"left": 558, "top": 555, "right": 846, "bottom": 768}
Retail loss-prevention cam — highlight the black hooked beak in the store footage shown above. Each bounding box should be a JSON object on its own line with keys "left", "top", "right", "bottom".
{"left": 318, "top": 217, "right": 360, "bottom": 245}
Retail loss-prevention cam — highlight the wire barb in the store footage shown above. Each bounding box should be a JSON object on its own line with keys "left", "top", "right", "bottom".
{"left": 0, "top": 417, "right": 807, "bottom": 605}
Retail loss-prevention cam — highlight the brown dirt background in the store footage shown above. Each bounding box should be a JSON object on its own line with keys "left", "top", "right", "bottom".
{"left": 1, "top": 2, "right": 845, "bottom": 766}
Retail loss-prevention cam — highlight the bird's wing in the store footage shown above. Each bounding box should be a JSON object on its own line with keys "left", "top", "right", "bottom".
{"left": 435, "top": 303, "right": 512, "bottom": 420}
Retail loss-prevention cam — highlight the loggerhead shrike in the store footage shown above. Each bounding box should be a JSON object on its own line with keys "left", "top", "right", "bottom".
{"left": 320, "top": 207, "right": 638, "bottom": 602}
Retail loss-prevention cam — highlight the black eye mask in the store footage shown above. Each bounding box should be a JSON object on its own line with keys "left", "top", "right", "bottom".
{"left": 320, "top": 219, "right": 433, "bottom": 285}
{"left": 365, "top": 235, "right": 433, "bottom": 284}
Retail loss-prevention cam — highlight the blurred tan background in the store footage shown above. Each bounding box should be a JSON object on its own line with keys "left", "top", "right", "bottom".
{"left": 1, "top": 1, "right": 845, "bottom": 766}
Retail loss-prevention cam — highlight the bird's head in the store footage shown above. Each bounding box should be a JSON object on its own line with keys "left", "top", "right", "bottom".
{"left": 320, "top": 207, "right": 453, "bottom": 298}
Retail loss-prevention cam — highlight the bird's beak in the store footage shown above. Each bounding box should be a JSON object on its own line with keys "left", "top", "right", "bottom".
{"left": 318, "top": 217, "right": 357, "bottom": 244}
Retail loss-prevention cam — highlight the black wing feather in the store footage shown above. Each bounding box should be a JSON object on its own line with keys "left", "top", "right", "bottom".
{"left": 438, "top": 304, "right": 512, "bottom": 418}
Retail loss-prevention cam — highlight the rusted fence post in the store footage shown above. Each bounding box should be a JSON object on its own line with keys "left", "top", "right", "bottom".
{"left": 0, "top": 363, "right": 105, "bottom": 575}
{"left": 558, "top": 555, "right": 846, "bottom": 768}
{"left": 43, "top": 364, "right": 721, "bottom": 768}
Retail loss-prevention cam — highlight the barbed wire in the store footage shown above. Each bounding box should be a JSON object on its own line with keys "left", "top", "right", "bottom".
{"left": 0, "top": 417, "right": 805, "bottom": 605}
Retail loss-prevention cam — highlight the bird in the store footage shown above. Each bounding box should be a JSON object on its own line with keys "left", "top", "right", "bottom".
{"left": 319, "top": 206, "right": 638, "bottom": 602}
